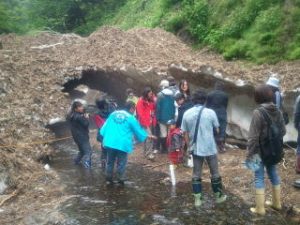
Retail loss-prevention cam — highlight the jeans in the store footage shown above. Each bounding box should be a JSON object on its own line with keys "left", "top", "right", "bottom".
{"left": 106, "top": 148, "right": 128, "bottom": 181}
{"left": 192, "top": 154, "right": 220, "bottom": 180}
{"left": 254, "top": 162, "right": 280, "bottom": 189}
{"left": 101, "top": 145, "right": 108, "bottom": 161}
{"left": 74, "top": 139, "right": 92, "bottom": 167}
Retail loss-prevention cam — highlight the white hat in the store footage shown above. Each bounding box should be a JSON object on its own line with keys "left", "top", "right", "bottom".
{"left": 266, "top": 77, "right": 280, "bottom": 88}
{"left": 159, "top": 79, "right": 169, "bottom": 89}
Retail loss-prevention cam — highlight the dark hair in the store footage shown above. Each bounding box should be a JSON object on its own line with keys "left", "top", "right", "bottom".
{"left": 254, "top": 84, "right": 273, "bottom": 104}
{"left": 142, "top": 87, "right": 152, "bottom": 99}
{"left": 126, "top": 88, "right": 134, "bottom": 96}
{"left": 179, "top": 79, "right": 190, "bottom": 96}
{"left": 167, "top": 75, "right": 176, "bottom": 86}
{"left": 96, "top": 99, "right": 107, "bottom": 110}
{"left": 192, "top": 89, "right": 207, "bottom": 105}
{"left": 175, "top": 92, "right": 185, "bottom": 101}
{"left": 268, "top": 85, "right": 279, "bottom": 93}
{"left": 215, "top": 81, "right": 225, "bottom": 91}
{"left": 71, "top": 101, "right": 83, "bottom": 112}
{"left": 124, "top": 101, "right": 136, "bottom": 112}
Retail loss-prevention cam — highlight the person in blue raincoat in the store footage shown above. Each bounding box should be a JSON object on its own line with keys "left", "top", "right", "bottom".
{"left": 100, "top": 101, "right": 155, "bottom": 185}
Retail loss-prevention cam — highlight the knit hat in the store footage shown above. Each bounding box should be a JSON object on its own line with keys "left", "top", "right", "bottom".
{"left": 266, "top": 77, "right": 280, "bottom": 88}
{"left": 159, "top": 79, "right": 169, "bottom": 89}
{"left": 175, "top": 92, "right": 185, "bottom": 101}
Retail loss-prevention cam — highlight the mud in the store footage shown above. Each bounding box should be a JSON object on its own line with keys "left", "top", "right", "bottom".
{"left": 47, "top": 140, "right": 300, "bottom": 225}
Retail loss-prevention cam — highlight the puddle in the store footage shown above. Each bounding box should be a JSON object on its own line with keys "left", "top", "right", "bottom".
{"left": 52, "top": 141, "right": 298, "bottom": 225}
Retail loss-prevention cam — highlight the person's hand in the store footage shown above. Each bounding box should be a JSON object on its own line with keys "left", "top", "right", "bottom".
{"left": 148, "top": 135, "right": 157, "bottom": 140}
{"left": 84, "top": 113, "right": 89, "bottom": 119}
{"left": 187, "top": 147, "right": 193, "bottom": 155}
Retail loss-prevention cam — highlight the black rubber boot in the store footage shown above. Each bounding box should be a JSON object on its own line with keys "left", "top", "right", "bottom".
{"left": 211, "top": 177, "right": 227, "bottom": 203}
{"left": 192, "top": 178, "right": 202, "bottom": 207}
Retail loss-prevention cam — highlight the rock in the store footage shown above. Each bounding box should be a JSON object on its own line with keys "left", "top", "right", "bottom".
{"left": 44, "top": 164, "right": 50, "bottom": 171}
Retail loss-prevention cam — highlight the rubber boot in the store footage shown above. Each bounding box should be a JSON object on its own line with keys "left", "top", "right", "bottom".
{"left": 266, "top": 185, "right": 281, "bottom": 210}
{"left": 192, "top": 178, "right": 202, "bottom": 207}
{"left": 194, "top": 193, "right": 202, "bottom": 207}
{"left": 296, "top": 155, "right": 300, "bottom": 174}
{"left": 211, "top": 177, "right": 227, "bottom": 204}
{"left": 250, "top": 189, "right": 266, "bottom": 216}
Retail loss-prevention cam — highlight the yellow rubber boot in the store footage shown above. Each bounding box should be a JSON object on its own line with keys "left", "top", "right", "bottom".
{"left": 250, "top": 189, "right": 266, "bottom": 216}
{"left": 266, "top": 185, "right": 281, "bottom": 210}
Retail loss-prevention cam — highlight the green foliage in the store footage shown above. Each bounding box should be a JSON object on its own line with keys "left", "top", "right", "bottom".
{"left": 1, "top": 0, "right": 299, "bottom": 63}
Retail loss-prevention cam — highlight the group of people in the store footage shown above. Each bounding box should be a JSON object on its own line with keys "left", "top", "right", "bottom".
{"left": 67, "top": 74, "right": 299, "bottom": 215}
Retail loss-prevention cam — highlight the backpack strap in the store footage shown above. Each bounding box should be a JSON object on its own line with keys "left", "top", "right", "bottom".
{"left": 258, "top": 107, "right": 272, "bottom": 125}
{"left": 193, "top": 106, "right": 205, "bottom": 144}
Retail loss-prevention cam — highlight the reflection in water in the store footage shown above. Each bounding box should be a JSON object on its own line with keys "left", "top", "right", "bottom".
{"left": 53, "top": 141, "right": 296, "bottom": 225}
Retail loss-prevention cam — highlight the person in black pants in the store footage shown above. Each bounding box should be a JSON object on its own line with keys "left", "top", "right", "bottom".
{"left": 68, "top": 101, "right": 92, "bottom": 169}
{"left": 206, "top": 82, "right": 229, "bottom": 153}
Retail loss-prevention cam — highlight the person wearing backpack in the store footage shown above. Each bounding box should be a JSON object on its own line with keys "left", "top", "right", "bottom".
{"left": 181, "top": 89, "right": 227, "bottom": 207}
{"left": 156, "top": 79, "right": 176, "bottom": 153}
{"left": 247, "top": 85, "right": 286, "bottom": 216}
{"left": 94, "top": 98, "right": 116, "bottom": 170}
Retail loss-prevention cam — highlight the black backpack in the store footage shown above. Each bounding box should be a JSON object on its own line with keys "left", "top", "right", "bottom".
{"left": 258, "top": 108, "right": 284, "bottom": 166}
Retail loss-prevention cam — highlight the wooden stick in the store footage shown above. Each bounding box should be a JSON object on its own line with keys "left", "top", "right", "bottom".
{"left": 0, "top": 190, "right": 18, "bottom": 207}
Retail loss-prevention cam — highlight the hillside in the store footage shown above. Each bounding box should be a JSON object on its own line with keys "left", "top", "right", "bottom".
{"left": 1, "top": 0, "right": 300, "bottom": 64}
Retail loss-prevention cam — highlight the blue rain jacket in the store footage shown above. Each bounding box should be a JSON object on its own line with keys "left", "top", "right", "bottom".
{"left": 100, "top": 110, "right": 147, "bottom": 153}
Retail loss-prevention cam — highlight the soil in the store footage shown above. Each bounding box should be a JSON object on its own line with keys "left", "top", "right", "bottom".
{"left": 0, "top": 27, "right": 299, "bottom": 224}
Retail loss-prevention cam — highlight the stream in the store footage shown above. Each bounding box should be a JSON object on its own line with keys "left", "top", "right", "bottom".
{"left": 51, "top": 140, "right": 297, "bottom": 225}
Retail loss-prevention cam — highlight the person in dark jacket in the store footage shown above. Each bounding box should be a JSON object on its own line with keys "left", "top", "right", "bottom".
{"left": 68, "top": 101, "right": 92, "bottom": 169}
{"left": 156, "top": 81, "right": 176, "bottom": 153}
{"left": 206, "top": 82, "right": 229, "bottom": 153}
{"left": 175, "top": 93, "right": 193, "bottom": 128}
{"left": 294, "top": 95, "right": 300, "bottom": 174}
{"left": 94, "top": 99, "right": 115, "bottom": 170}
{"left": 247, "top": 85, "right": 286, "bottom": 216}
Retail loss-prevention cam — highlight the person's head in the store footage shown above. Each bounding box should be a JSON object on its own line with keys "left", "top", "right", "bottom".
{"left": 266, "top": 76, "right": 280, "bottom": 91}
{"left": 124, "top": 101, "right": 136, "bottom": 114}
{"left": 167, "top": 119, "right": 176, "bottom": 130}
{"left": 126, "top": 88, "right": 135, "bottom": 97}
{"left": 96, "top": 99, "right": 107, "bottom": 110}
{"left": 254, "top": 84, "right": 274, "bottom": 104}
{"left": 179, "top": 79, "right": 190, "bottom": 94}
{"left": 159, "top": 79, "right": 169, "bottom": 90}
{"left": 72, "top": 101, "right": 84, "bottom": 113}
{"left": 167, "top": 76, "right": 176, "bottom": 87}
{"left": 142, "top": 87, "right": 153, "bottom": 101}
{"left": 192, "top": 89, "right": 207, "bottom": 105}
{"left": 215, "top": 81, "right": 225, "bottom": 91}
{"left": 175, "top": 92, "right": 185, "bottom": 106}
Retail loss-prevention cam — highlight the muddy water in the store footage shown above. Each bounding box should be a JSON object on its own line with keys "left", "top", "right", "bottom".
{"left": 53, "top": 141, "right": 295, "bottom": 225}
